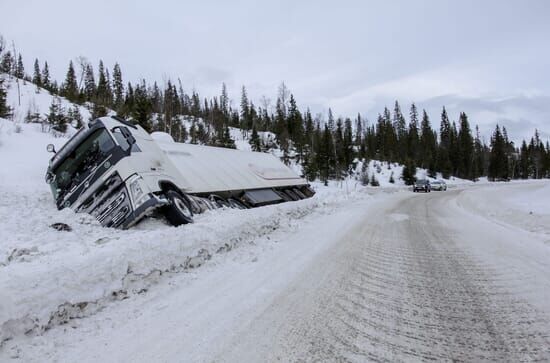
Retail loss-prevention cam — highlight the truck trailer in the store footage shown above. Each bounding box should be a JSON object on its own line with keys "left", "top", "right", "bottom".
{"left": 45, "top": 116, "right": 314, "bottom": 228}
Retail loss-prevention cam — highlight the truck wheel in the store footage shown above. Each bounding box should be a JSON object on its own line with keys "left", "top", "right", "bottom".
{"left": 164, "top": 190, "right": 194, "bottom": 226}
{"left": 276, "top": 190, "right": 293, "bottom": 202}
{"left": 284, "top": 189, "right": 300, "bottom": 201}
{"left": 292, "top": 188, "right": 307, "bottom": 200}
{"left": 228, "top": 198, "right": 247, "bottom": 209}
{"left": 210, "top": 195, "right": 230, "bottom": 208}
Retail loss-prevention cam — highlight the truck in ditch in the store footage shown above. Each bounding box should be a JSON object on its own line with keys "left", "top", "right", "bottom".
{"left": 45, "top": 116, "right": 314, "bottom": 229}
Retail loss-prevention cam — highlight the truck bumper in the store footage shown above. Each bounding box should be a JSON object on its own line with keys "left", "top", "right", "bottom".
{"left": 121, "top": 194, "right": 167, "bottom": 229}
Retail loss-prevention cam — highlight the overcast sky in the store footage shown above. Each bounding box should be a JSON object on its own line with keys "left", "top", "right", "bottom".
{"left": 1, "top": 0, "right": 549, "bottom": 142}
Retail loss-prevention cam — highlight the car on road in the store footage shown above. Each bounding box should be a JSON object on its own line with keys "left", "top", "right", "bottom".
{"left": 431, "top": 180, "right": 447, "bottom": 191}
{"left": 413, "top": 179, "right": 431, "bottom": 193}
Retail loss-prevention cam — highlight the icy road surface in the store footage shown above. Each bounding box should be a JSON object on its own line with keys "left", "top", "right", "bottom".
{"left": 2, "top": 183, "right": 550, "bottom": 362}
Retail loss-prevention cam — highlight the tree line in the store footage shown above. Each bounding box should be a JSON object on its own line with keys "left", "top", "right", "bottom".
{"left": 1, "top": 35, "right": 549, "bottom": 183}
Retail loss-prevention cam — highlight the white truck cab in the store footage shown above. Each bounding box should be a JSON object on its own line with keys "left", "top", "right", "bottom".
{"left": 45, "top": 116, "right": 313, "bottom": 228}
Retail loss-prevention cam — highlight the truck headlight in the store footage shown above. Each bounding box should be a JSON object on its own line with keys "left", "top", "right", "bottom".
{"left": 129, "top": 177, "right": 150, "bottom": 208}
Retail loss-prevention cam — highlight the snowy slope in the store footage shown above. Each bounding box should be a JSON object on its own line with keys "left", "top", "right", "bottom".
{"left": 2, "top": 75, "right": 91, "bottom": 124}
{"left": 0, "top": 118, "right": 378, "bottom": 345}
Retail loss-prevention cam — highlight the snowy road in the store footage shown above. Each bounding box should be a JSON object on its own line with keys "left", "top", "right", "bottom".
{"left": 3, "top": 183, "right": 550, "bottom": 362}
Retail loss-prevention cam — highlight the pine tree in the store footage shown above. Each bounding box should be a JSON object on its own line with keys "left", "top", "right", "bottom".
{"left": 42, "top": 61, "right": 51, "bottom": 90}
{"left": 318, "top": 124, "right": 333, "bottom": 185}
{"left": 96, "top": 60, "right": 110, "bottom": 106}
{"left": 437, "top": 107, "right": 452, "bottom": 178}
{"left": 132, "top": 81, "right": 153, "bottom": 132}
{"left": 0, "top": 78, "right": 12, "bottom": 118}
{"left": 240, "top": 85, "right": 250, "bottom": 131}
{"left": 0, "top": 51, "right": 14, "bottom": 74}
{"left": 61, "top": 61, "right": 79, "bottom": 102}
{"left": 15, "top": 54, "right": 24, "bottom": 79}
{"left": 47, "top": 97, "right": 67, "bottom": 133}
{"left": 488, "top": 125, "right": 509, "bottom": 181}
{"left": 32, "top": 59, "right": 41, "bottom": 88}
{"left": 249, "top": 124, "right": 262, "bottom": 151}
{"left": 519, "top": 140, "right": 529, "bottom": 179}
{"left": 221, "top": 124, "right": 236, "bottom": 149}
{"left": 327, "top": 108, "right": 335, "bottom": 131}
{"left": 393, "top": 101, "right": 407, "bottom": 163}
{"left": 112, "top": 63, "right": 124, "bottom": 111}
{"left": 343, "top": 117, "right": 354, "bottom": 175}
{"left": 419, "top": 109, "right": 436, "bottom": 174}
{"left": 402, "top": 158, "right": 417, "bottom": 185}
{"left": 67, "top": 105, "right": 83, "bottom": 129}
{"left": 220, "top": 83, "right": 229, "bottom": 120}
{"left": 83, "top": 63, "right": 96, "bottom": 102}
{"left": 408, "top": 103, "right": 419, "bottom": 163}
{"left": 457, "top": 112, "right": 474, "bottom": 179}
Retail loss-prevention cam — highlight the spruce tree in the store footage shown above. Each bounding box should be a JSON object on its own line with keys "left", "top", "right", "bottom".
{"left": 419, "top": 110, "right": 437, "bottom": 173}
{"left": 343, "top": 117, "right": 354, "bottom": 174}
{"left": 0, "top": 51, "right": 13, "bottom": 74}
{"left": 83, "top": 63, "right": 96, "bottom": 102}
{"left": 220, "top": 83, "right": 229, "bottom": 120}
{"left": 408, "top": 103, "right": 419, "bottom": 163}
{"left": 42, "top": 61, "right": 50, "bottom": 90}
{"left": 488, "top": 125, "right": 508, "bottom": 181}
{"left": 132, "top": 82, "right": 153, "bottom": 132}
{"left": 393, "top": 101, "right": 407, "bottom": 162}
{"left": 32, "top": 59, "right": 41, "bottom": 88}
{"left": 61, "top": 61, "right": 79, "bottom": 102}
{"left": 47, "top": 97, "right": 67, "bottom": 133}
{"left": 67, "top": 105, "right": 83, "bottom": 129}
{"left": 437, "top": 107, "right": 452, "bottom": 178}
{"left": 457, "top": 112, "right": 474, "bottom": 179}
{"left": 249, "top": 125, "right": 262, "bottom": 151}
{"left": 112, "top": 63, "right": 124, "bottom": 111}
{"left": 318, "top": 124, "right": 333, "bottom": 185}
{"left": 240, "top": 85, "right": 250, "bottom": 130}
{"left": 0, "top": 78, "right": 12, "bottom": 118}
{"left": 15, "top": 54, "right": 24, "bottom": 79}
{"left": 96, "top": 60, "right": 110, "bottom": 106}
{"left": 402, "top": 158, "right": 417, "bottom": 185}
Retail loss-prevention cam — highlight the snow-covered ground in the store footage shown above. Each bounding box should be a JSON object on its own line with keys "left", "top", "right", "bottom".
{"left": 2, "top": 75, "right": 91, "bottom": 125}
{"left": 0, "top": 116, "right": 485, "bottom": 348}
{"left": 1, "top": 109, "right": 549, "bottom": 361}
{"left": 0, "top": 118, "right": 381, "bottom": 347}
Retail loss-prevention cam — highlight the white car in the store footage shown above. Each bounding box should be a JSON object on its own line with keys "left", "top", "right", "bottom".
{"left": 431, "top": 180, "right": 447, "bottom": 191}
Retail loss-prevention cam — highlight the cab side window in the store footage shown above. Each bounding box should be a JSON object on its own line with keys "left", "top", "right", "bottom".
{"left": 112, "top": 128, "right": 141, "bottom": 152}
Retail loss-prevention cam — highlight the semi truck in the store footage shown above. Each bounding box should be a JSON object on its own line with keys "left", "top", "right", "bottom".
{"left": 45, "top": 116, "right": 314, "bottom": 229}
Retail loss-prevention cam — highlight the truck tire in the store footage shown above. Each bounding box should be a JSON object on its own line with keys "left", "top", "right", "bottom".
{"left": 210, "top": 195, "right": 230, "bottom": 208}
{"left": 164, "top": 190, "right": 194, "bottom": 226}
{"left": 292, "top": 188, "right": 307, "bottom": 200}
{"left": 284, "top": 189, "right": 300, "bottom": 201}
{"left": 228, "top": 198, "right": 247, "bottom": 209}
{"left": 186, "top": 195, "right": 203, "bottom": 214}
{"left": 276, "top": 190, "right": 293, "bottom": 202}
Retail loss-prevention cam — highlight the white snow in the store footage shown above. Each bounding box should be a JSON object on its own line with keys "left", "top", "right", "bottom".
{"left": 0, "top": 118, "right": 376, "bottom": 346}
{"left": 2, "top": 75, "right": 91, "bottom": 125}
{"left": 1, "top": 80, "right": 549, "bottom": 361}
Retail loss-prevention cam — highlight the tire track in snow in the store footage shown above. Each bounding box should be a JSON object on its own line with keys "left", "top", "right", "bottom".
{"left": 245, "top": 191, "right": 550, "bottom": 362}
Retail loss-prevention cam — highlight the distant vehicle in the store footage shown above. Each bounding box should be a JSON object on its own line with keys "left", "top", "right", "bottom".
{"left": 413, "top": 179, "right": 431, "bottom": 193}
{"left": 430, "top": 180, "right": 447, "bottom": 191}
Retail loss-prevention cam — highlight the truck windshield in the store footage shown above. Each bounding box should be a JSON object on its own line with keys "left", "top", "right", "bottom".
{"left": 50, "top": 128, "right": 115, "bottom": 201}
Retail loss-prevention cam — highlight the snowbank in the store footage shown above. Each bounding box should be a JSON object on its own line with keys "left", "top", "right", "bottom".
{"left": 0, "top": 120, "right": 375, "bottom": 344}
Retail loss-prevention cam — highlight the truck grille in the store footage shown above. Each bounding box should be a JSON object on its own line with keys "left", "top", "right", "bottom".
{"left": 80, "top": 173, "right": 133, "bottom": 228}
